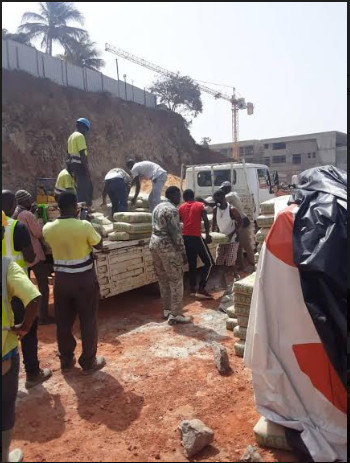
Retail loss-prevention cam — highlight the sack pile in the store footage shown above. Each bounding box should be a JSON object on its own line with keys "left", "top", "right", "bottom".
{"left": 108, "top": 211, "right": 153, "bottom": 241}
{"left": 232, "top": 272, "right": 256, "bottom": 357}
{"left": 90, "top": 212, "right": 113, "bottom": 238}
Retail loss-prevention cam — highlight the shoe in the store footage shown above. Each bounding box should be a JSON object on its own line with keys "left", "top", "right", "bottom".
{"left": 9, "top": 449, "right": 23, "bottom": 463}
{"left": 25, "top": 368, "right": 52, "bottom": 390}
{"left": 190, "top": 288, "right": 197, "bottom": 296}
{"left": 168, "top": 315, "right": 192, "bottom": 325}
{"left": 38, "top": 316, "right": 56, "bottom": 325}
{"left": 61, "top": 357, "right": 76, "bottom": 373}
{"left": 196, "top": 289, "right": 214, "bottom": 300}
{"left": 163, "top": 309, "right": 171, "bottom": 319}
{"left": 82, "top": 356, "right": 106, "bottom": 375}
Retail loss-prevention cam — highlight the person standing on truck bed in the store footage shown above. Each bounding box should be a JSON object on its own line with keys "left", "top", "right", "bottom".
{"left": 54, "top": 159, "right": 76, "bottom": 201}
{"left": 220, "top": 181, "right": 255, "bottom": 273}
{"left": 150, "top": 186, "right": 191, "bottom": 325}
{"left": 67, "top": 118, "right": 93, "bottom": 210}
{"left": 2, "top": 190, "right": 52, "bottom": 390}
{"left": 127, "top": 159, "right": 167, "bottom": 211}
{"left": 212, "top": 190, "right": 242, "bottom": 291}
{"left": 2, "top": 211, "right": 42, "bottom": 463}
{"left": 179, "top": 189, "right": 214, "bottom": 299}
{"left": 101, "top": 167, "right": 132, "bottom": 215}
{"left": 43, "top": 191, "right": 106, "bottom": 374}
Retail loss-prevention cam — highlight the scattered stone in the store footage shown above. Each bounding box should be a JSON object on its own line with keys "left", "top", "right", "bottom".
{"left": 179, "top": 419, "right": 214, "bottom": 458}
{"left": 212, "top": 342, "right": 231, "bottom": 375}
{"left": 239, "top": 445, "right": 264, "bottom": 462}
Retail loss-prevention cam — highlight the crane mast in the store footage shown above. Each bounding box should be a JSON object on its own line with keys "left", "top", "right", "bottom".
{"left": 105, "top": 43, "right": 253, "bottom": 161}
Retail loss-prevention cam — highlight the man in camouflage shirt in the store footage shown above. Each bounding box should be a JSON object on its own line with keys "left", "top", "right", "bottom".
{"left": 150, "top": 186, "right": 191, "bottom": 325}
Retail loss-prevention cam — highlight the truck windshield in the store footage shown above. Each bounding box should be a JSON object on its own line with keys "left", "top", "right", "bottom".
{"left": 197, "top": 169, "right": 236, "bottom": 187}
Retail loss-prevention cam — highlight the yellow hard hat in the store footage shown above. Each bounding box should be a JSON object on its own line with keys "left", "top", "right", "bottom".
{"left": 2, "top": 211, "right": 7, "bottom": 227}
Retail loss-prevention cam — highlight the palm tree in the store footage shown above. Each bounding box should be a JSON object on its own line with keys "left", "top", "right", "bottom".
{"left": 2, "top": 28, "right": 33, "bottom": 46}
{"left": 18, "top": 2, "right": 88, "bottom": 55}
{"left": 58, "top": 38, "right": 105, "bottom": 71}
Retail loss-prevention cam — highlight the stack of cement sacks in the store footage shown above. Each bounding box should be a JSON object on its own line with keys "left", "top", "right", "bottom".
{"left": 232, "top": 272, "right": 256, "bottom": 357}
{"left": 108, "top": 211, "right": 152, "bottom": 241}
{"left": 90, "top": 213, "right": 113, "bottom": 238}
{"left": 255, "top": 196, "right": 291, "bottom": 263}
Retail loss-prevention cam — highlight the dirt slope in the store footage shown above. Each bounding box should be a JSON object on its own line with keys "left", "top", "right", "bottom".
{"left": 2, "top": 70, "right": 225, "bottom": 196}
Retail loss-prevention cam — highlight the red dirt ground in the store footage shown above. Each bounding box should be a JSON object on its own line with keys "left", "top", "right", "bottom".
{"left": 13, "top": 286, "right": 298, "bottom": 463}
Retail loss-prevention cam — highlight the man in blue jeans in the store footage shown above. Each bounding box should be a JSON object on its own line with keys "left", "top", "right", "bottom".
{"left": 127, "top": 159, "right": 167, "bottom": 212}
{"left": 101, "top": 167, "right": 132, "bottom": 215}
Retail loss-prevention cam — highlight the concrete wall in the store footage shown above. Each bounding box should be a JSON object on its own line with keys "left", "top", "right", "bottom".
{"left": 2, "top": 38, "right": 156, "bottom": 108}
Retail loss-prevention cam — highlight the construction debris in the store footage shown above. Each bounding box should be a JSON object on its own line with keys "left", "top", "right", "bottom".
{"left": 212, "top": 342, "right": 231, "bottom": 375}
{"left": 179, "top": 419, "right": 214, "bottom": 458}
{"left": 239, "top": 445, "right": 264, "bottom": 462}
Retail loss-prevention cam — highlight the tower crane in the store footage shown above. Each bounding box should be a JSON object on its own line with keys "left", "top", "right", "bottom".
{"left": 105, "top": 43, "right": 254, "bottom": 161}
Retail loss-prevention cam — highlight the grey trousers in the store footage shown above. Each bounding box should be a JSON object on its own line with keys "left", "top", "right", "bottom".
{"left": 149, "top": 172, "right": 167, "bottom": 211}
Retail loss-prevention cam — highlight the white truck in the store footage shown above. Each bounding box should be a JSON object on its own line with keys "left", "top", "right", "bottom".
{"left": 181, "top": 162, "right": 277, "bottom": 221}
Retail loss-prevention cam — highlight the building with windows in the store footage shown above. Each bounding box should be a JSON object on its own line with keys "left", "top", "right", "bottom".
{"left": 210, "top": 131, "right": 347, "bottom": 183}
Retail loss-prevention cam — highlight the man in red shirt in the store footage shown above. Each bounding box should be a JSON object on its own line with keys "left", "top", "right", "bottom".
{"left": 179, "top": 189, "right": 214, "bottom": 299}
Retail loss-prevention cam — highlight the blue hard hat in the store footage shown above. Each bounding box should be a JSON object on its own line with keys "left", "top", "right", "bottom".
{"left": 76, "top": 118, "right": 91, "bottom": 130}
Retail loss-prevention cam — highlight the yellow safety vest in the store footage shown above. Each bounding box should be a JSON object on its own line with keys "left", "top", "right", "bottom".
{"left": 2, "top": 257, "right": 18, "bottom": 358}
{"left": 2, "top": 217, "right": 27, "bottom": 270}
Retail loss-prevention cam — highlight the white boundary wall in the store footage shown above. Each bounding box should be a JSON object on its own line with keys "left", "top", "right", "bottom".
{"left": 2, "top": 39, "right": 157, "bottom": 108}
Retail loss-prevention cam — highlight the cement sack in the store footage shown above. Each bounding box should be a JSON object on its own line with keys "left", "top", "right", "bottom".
{"left": 234, "top": 293, "right": 252, "bottom": 307}
{"left": 234, "top": 340, "right": 245, "bottom": 357}
{"left": 90, "top": 212, "right": 104, "bottom": 218}
{"left": 113, "top": 222, "right": 153, "bottom": 234}
{"left": 257, "top": 214, "right": 275, "bottom": 228}
{"left": 226, "top": 306, "right": 235, "bottom": 318}
{"left": 233, "top": 272, "right": 256, "bottom": 296}
{"left": 237, "top": 315, "right": 249, "bottom": 328}
{"left": 108, "top": 231, "right": 151, "bottom": 241}
{"left": 260, "top": 195, "right": 290, "bottom": 215}
{"left": 253, "top": 417, "right": 292, "bottom": 451}
{"left": 256, "top": 228, "right": 270, "bottom": 243}
{"left": 91, "top": 216, "right": 112, "bottom": 226}
{"left": 234, "top": 304, "right": 251, "bottom": 317}
{"left": 234, "top": 325, "right": 247, "bottom": 340}
{"left": 226, "top": 318, "right": 237, "bottom": 331}
{"left": 113, "top": 212, "right": 152, "bottom": 224}
{"left": 92, "top": 223, "right": 113, "bottom": 238}
{"left": 207, "top": 232, "right": 229, "bottom": 244}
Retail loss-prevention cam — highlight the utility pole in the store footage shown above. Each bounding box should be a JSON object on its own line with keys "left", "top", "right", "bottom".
{"left": 123, "top": 74, "right": 127, "bottom": 100}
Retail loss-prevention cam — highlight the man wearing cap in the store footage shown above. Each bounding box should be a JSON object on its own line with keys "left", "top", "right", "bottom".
{"left": 2, "top": 211, "right": 42, "bottom": 463}
{"left": 126, "top": 159, "right": 167, "bottom": 211}
{"left": 13, "top": 190, "right": 52, "bottom": 325}
{"left": 2, "top": 190, "right": 52, "bottom": 389}
{"left": 220, "top": 181, "right": 255, "bottom": 272}
{"left": 67, "top": 118, "right": 93, "bottom": 208}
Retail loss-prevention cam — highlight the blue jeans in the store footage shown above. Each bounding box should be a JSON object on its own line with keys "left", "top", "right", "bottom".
{"left": 105, "top": 177, "right": 128, "bottom": 214}
{"left": 149, "top": 172, "right": 167, "bottom": 211}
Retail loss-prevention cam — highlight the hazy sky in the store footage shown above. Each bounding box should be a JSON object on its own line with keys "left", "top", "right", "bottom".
{"left": 2, "top": 2, "right": 347, "bottom": 144}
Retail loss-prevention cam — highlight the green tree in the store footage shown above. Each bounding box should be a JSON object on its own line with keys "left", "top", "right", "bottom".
{"left": 18, "top": 2, "right": 88, "bottom": 55}
{"left": 2, "top": 28, "right": 33, "bottom": 46}
{"left": 150, "top": 73, "right": 203, "bottom": 119}
{"left": 58, "top": 37, "right": 105, "bottom": 71}
{"left": 200, "top": 137, "right": 212, "bottom": 146}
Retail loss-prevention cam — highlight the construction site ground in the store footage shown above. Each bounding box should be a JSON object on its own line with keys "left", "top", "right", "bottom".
{"left": 13, "top": 281, "right": 298, "bottom": 463}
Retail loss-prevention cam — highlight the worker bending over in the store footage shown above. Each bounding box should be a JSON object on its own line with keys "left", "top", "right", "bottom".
{"left": 2, "top": 211, "right": 41, "bottom": 463}
{"left": 212, "top": 190, "right": 242, "bottom": 291}
{"left": 179, "top": 189, "right": 214, "bottom": 299}
{"left": 2, "top": 190, "right": 52, "bottom": 389}
{"left": 220, "top": 181, "right": 255, "bottom": 272}
{"left": 127, "top": 159, "right": 167, "bottom": 211}
{"left": 101, "top": 167, "right": 132, "bottom": 215}
{"left": 150, "top": 186, "right": 190, "bottom": 325}
{"left": 43, "top": 192, "right": 105, "bottom": 374}
{"left": 67, "top": 118, "right": 93, "bottom": 209}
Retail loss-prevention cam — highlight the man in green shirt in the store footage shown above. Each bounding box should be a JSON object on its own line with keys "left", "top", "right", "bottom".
{"left": 67, "top": 118, "right": 93, "bottom": 209}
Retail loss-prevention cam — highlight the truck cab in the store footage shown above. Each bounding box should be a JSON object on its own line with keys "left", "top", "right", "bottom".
{"left": 182, "top": 162, "right": 276, "bottom": 220}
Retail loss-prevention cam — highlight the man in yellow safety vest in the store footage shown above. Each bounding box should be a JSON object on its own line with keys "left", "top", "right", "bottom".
{"left": 2, "top": 211, "right": 42, "bottom": 463}
{"left": 2, "top": 190, "right": 52, "bottom": 389}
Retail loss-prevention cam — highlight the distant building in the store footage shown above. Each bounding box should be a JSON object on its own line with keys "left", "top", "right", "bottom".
{"left": 210, "top": 131, "right": 347, "bottom": 184}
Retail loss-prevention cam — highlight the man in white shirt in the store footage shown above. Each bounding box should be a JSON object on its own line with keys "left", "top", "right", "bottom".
{"left": 101, "top": 168, "right": 132, "bottom": 214}
{"left": 127, "top": 159, "right": 167, "bottom": 212}
{"left": 220, "top": 181, "right": 255, "bottom": 272}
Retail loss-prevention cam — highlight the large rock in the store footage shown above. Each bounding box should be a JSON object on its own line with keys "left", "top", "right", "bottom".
{"left": 179, "top": 419, "right": 214, "bottom": 458}
{"left": 239, "top": 445, "right": 264, "bottom": 462}
{"left": 212, "top": 342, "right": 231, "bottom": 375}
